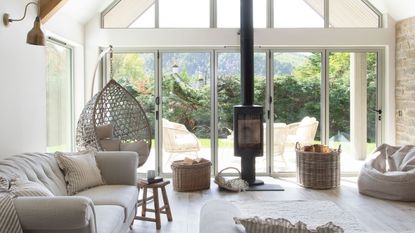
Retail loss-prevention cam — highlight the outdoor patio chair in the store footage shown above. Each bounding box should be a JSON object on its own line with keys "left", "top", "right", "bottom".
{"left": 286, "top": 116, "right": 319, "bottom": 148}
{"left": 264, "top": 123, "right": 289, "bottom": 164}
{"left": 162, "top": 118, "right": 201, "bottom": 163}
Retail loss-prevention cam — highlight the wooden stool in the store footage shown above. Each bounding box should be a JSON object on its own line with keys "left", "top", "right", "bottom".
{"left": 135, "top": 180, "right": 173, "bottom": 229}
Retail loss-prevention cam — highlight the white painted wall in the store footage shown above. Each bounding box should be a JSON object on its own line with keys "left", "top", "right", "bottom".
{"left": 0, "top": 0, "right": 47, "bottom": 158}
{"left": 0, "top": 0, "right": 84, "bottom": 158}
{"left": 85, "top": 13, "right": 396, "bottom": 145}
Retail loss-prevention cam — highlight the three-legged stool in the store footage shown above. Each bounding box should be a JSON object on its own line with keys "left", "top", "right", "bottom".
{"left": 135, "top": 180, "right": 173, "bottom": 229}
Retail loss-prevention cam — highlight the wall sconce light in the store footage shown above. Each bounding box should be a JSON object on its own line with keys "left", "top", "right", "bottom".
{"left": 3, "top": 1, "right": 45, "bottom": 46}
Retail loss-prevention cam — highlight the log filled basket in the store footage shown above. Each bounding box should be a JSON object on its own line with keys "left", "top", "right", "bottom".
{"left": 296, "top": 143, "right": 341, "bottom": 189}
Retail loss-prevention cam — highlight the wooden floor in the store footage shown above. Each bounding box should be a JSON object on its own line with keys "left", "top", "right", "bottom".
{"left": 130, "top": 177, "right": 415, "bottom": 233}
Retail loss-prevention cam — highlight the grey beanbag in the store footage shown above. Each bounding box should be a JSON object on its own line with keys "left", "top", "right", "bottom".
{"left": 358, "top": 144, "right": 415, "bottom": 201}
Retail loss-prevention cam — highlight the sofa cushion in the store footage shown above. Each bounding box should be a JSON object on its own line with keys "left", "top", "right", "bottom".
{"left": 95, "top": 205, "right": 124, "bottom": 233}
{"left": 56, "top": 151, "right": 104, "bottom": 195}
{"left": 75, "top": 185, "right": 138, "bottom": 222}
{"left": 0, "top": 153, "right": 67, "bottom": 196}
{"left": 11, "top": 178, "right": 54, "bottom": 197}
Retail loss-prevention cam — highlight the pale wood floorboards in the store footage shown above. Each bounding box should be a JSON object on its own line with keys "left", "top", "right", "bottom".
{"left": 130, "top": 177, "right": 415, "bottom": 233}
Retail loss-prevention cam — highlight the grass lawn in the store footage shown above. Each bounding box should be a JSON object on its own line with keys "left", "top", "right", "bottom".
{"left": 198, "top": 138, "right": 377, "bottom": 154}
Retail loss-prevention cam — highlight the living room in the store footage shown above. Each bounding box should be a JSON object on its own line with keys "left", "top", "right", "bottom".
{"left": 1, "top": 0, "right": 415, "bottom": 232}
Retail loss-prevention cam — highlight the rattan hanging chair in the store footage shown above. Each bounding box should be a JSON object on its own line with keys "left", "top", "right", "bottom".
{"left": 76, "top": 46, "right": 151, "bottom": 167}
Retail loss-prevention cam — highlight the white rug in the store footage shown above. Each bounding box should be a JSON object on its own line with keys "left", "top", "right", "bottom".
{"left": 233, "top": 200, "right": 366, "bottom": 233}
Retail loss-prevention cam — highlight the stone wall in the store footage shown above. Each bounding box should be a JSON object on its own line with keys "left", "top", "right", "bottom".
{"left": 396, "top": 16, "right": 415, "bottom": 145}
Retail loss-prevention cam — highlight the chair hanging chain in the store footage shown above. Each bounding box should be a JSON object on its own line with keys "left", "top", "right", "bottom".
{"left": 109, "top": 46, "right": 114, "bottom": 80}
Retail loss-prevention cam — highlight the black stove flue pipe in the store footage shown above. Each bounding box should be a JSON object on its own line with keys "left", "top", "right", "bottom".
{"left": 240, "top": 0, "right": 254, "bottom": 106}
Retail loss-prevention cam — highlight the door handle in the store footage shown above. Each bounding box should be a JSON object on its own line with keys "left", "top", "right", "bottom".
{"left": 371, "top": 109, "right": 382, "bottom": 114}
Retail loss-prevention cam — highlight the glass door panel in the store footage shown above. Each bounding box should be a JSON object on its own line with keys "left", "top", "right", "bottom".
{"left": 112, "top": 52, "right": 156, "bottom": 173}
{"left": 272, "top": 52, "right": 322, "bottom": 172}
{"left": 217, "top": 52, "right": 266, "bottom": 173}
{"left": 161, "top": 52, "right": 211, "bottom": 173}
{"left": 328, "top": 52, "right": 379, "bottom": 172}
{"left": 367, "top": 52, "right": 378, "bottom": 154}
{"left": 328, "top": 52, "right": 351, "bottom": 166}
{"left": 46, "top": 42, "right": 73, "bottom": 152}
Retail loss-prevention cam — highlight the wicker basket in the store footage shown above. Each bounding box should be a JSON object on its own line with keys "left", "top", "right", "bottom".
{"left": 296, "top": 143, "right": 341, "bottom": 189}
{"left": 214, "top": 167, "right": 248, "bottom": 192}
{"left": 171, "top": 159, "right": 211, "bottom": 192}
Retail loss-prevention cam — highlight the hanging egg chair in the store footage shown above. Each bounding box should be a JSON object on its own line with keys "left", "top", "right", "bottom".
{"left": 76, "top": 46, "right": 151, "bottom": 167}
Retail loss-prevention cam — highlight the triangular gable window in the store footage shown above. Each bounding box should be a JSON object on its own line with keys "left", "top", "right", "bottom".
{"left": 101, "top": 0, "right": 381, "bottom": 29}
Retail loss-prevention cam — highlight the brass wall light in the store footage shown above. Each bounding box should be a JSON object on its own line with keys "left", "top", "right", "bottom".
{"left": 3, "top": 1, "right": 45, "bottom": 46}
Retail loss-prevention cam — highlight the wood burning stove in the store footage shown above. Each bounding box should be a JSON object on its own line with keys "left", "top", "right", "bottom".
{"left": 234, "top": 106, "right": 263, "bottom": 185}
{"left": 234, "top": 0, "right": 264, "bottom": 186}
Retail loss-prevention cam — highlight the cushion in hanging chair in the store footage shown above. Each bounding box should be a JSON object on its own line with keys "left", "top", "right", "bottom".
{"left": 100, "top": 138, "right": 121, "bottom": 151}
{"left": 121, "top": 141, "right": 150, "bottom": 167}
{"left": 358, "top": 144, "right": 415, "bottom": 201}
{"left": 96, "top": 124, "right": 114, "bottom": 140}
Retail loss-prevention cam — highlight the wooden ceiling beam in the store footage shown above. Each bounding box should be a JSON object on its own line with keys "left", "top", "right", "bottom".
{"left": 39, "top": 0, "right": 68, "bottom": 24}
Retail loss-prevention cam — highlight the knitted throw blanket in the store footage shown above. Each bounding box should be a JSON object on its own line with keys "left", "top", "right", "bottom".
{"left": 0, "top": 177, "right": 23, "bottom": 233}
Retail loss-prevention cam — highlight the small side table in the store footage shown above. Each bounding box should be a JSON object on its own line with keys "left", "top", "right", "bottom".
{"left": 135, "top": 180, "right": 173, "bottom": 229}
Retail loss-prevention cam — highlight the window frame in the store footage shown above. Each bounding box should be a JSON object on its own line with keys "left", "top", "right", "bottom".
{"left": 104, "top": 46, "right": 384, "bottom": 177}
{"left": 46, "top": 37, "right": 75, "bottom": 152}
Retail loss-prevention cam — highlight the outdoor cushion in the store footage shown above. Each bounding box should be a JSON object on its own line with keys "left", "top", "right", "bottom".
{"left": 95, "top": 205, "right": 124, "bottom": 233}
{"left": 358, "top": 144, "right": 415, "bottom": 201}
{"left": 75, "top": 185, "right": 138, "bottom": 222}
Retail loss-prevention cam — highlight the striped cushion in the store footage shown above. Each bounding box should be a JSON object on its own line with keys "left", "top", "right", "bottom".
{"left": 234, "top": 217, "right": 343, "bottom": 233}
{"left": 56, "top": 151, "right": 104, "bottom": 195}
{"left": 0, "top": 194, "right": 23, "bottom": 233}
{"left": 10, "top": 179, "right": 54, "bottom": 197}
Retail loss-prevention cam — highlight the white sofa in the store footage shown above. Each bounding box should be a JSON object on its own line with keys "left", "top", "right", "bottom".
{"left": 0, "top": 151, "right": 139, "bottom": 233}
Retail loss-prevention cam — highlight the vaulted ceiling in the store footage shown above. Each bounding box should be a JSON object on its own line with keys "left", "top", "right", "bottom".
{"left": 57, "top": 0, "right": 415, "bottom": 25}
{"left": 368, "top": 0, "right": 415, "bottom": 21}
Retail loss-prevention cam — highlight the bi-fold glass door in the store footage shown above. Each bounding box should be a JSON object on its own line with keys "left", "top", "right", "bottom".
{"left": 327, "top": 50, "right": 381, "bottom": 172}
{"left": 160, "top": 52, "right": 213, "bottom": 173}
{"left": 109, "top": 48, "right": 382, "bottom": 175}
{"left": 271, "top": 51, "right": 323, "bottom": 172}
{"left": 270, "top": 49, "right": 382, "bottom": 173}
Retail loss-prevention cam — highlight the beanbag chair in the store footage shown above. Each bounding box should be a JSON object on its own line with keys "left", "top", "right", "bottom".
{"left": 358, "top": 144, "right": 415, "bottom": 201}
